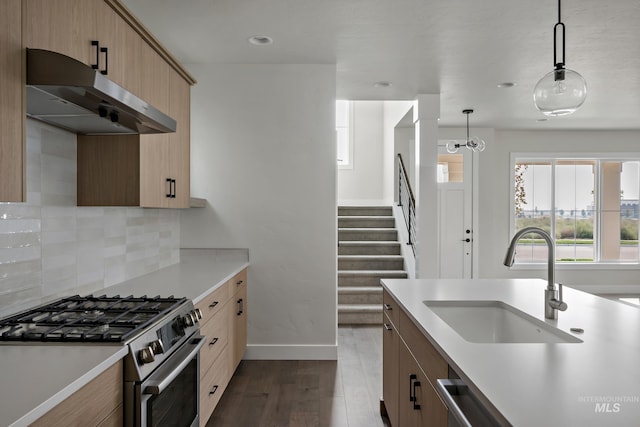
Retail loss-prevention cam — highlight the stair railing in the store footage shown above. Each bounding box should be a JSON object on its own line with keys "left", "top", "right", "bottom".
{"left": 397, "top": 154, "right": 416, "bottom": 254}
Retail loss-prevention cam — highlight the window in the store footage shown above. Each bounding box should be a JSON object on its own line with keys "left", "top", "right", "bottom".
{"left": 511, "top": 154, "right": 640, "bottom": 264}
{"left": 336, "top": 100, "right": 353, "bottom": 168}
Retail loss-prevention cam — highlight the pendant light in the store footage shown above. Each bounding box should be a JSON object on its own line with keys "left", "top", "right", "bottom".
{"left": 533, "top": 0, "right": 587, "bottom": 116}
{"left": 445, "top": 109, "right": 485, "bottom": 154}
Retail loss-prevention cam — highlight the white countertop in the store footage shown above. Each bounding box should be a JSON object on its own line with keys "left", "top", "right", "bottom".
{"left": 1, "top": 248, "right": 249, "bottom": 427}
{"left": 104, "top": 248, "right": 250, "bottom": 305}
{"left": 0, "top": 345, "right": 128, "bottom": 427}
{"left": 382, "top": 278, "right": 640, "bottom": 427}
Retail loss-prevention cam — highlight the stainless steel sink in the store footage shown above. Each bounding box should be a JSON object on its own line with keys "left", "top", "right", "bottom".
{"left": 423, "top": 300, "right": 583, "bottom": 343}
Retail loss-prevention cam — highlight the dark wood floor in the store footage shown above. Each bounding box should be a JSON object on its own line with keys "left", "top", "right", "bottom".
{"left": 206, "top": 325, "right": 391, "bottom": 427}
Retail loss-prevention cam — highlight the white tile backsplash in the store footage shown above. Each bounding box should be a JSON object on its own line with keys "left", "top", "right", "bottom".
{"left": 0, "top": 120, "right": 180, "bottom": 317}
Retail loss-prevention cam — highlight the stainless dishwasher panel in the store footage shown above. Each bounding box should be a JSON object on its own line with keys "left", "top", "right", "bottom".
{"left": 435, "top": 371, "right": 507, "bottom": 427}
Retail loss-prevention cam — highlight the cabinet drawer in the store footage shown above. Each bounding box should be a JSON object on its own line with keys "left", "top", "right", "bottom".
{"left": 199, "top": 346, "right": 230, "bottom": 427}
{"left": 228, "top": 269, "right": 247, "bottom": 298}
{"left": 399, "top": 308, "right": 448, "bottom": 386}
{"left": 200, "top": 308, "right": 229, "bottom": 372}
{"left": 195, "top": 282, "right": 229, "bottom": 324}
{"left": 382, "top": 289, "right": 399, "bottom": 326}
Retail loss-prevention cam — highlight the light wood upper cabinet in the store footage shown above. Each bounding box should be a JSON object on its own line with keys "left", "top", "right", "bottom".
{"left": 168, "top": 70, "right": 191, "bottom": 208}
{"left": 0, "top": 0, "right": 24, "bottom": 202}
{"left": 25, "top": 0, "right": 132, "bottom": 86}
{"left": 25, "top": 0, "right": 98, "bottom": 67}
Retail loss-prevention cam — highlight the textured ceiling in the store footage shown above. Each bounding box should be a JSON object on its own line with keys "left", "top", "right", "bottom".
{"left": 123, "top": 0, "right": 640, "bottom": 130}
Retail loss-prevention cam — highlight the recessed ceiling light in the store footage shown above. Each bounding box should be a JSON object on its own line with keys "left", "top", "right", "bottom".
{"left": 373, "top": 81, "right": 392, "bottom": 88}
{"left": 497, "top": 82, "right": 516, "bottom": 88}
{"left": 248, "top": 35, "right": 273, "bottom": 45}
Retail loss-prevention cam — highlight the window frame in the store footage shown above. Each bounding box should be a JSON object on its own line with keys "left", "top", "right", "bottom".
{"left": 336, "top": 100, "right": 354, "bottom": 170}
{"left": 509, "top": 152, "right": 640, "bottom": 269}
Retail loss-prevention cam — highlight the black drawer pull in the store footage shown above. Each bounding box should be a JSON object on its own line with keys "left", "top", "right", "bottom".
{"left": 383, "top": 323, "right": 392, "bottom": 331}
{"left": 236, "top": 280, "right": 244, "bottom": 286}
{"left": 209, "top": 337, "right": 219, "bottom": 346}
{"left": 91, "top": 40, "right": 99, "bottom": 69}
{"left": 100, "top": 46, "right": 108, "bottom": 75}
{"left": 209, "top": 385, "right": 219, "bottom": 395}
{"left": 383, "top": 303, "right": 392, "bottom": 310}
{"left": 209, "top": 301, "right": 219, "bottom": 308}
{"left": 166, "top": 178, "right": 172, "bottom": 198}
{"left": 237, "top": 298, "right": 244, "bottom": 315}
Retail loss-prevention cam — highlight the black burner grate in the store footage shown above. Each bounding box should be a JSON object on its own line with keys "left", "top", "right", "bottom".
{"left": 0, "top": 294, "right": 186, "bottom": 342}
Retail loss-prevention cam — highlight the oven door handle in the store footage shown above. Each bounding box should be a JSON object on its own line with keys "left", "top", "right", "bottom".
{"left": 143, "top": 335, "right": 205, "bottom": 395}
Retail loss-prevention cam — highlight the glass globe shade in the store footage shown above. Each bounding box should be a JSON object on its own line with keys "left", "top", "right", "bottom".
{"left": 445, "top": 141, "right": 459, "bottom": 154}
{"left": 466, "top": 137, "right": 485, "bottom": 152}
{"left": 533, "top": 68, "right": 587, "bottom": 116}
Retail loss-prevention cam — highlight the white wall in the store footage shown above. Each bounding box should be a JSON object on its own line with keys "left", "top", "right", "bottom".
{"left": 385, "top": 102, "right": 414, "bottom": 202}
{"left": 180, "top": 63, "right": 337, "bottom": 359}
{"left": 0, "top": 120, "right": 180, "bottom": 318}
{"left": 477, "top": 129, "right": 640, "bottom": 294}
{"left": 337, "top": 101, "right": 385, "bottom": 205}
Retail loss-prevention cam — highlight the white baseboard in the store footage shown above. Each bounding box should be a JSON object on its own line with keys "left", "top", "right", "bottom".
{"left": 244, "top": 344, "right": 338, "bottom": 360}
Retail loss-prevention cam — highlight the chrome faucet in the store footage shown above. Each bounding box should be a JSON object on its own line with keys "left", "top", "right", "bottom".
{"left": 503, "top": 226, "right": 568, "bottom": 319}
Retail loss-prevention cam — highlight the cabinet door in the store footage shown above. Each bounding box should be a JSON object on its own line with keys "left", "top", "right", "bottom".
{"left": 139, "top": 134, "right": 170, "bottom": 208}
{"left": 138, "top": 41, "right": 172, "bottom": 208}
{"left": 25, "top": 0, "right": 98, "bottom": 66}
{"left": 0, "top": 0, "right": 24, "bottom": 202}
{"left": 399, "top": 343, "right": 447, "bottom": 427}
{"left": 229, "top": 284, "right": 247, "bottom": 372}
{"left": 167, "top": 71, "right": 191, "bottom": 208}
{"left": 95, "top": 0, "right": 128, "bottom": 87}
{"left": 382, "top": 317, "right": 400, "bottom": 427}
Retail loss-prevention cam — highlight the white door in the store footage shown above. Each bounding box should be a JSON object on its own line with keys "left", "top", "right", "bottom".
{"left": 437, "top": 146, "right": 474, "bottom": 278}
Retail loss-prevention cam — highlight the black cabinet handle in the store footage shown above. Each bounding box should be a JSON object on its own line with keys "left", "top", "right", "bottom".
{"left": 100, "top": 46, "right": 108, "bottom": 75}
{"left": 236, "top": 280, "right": 244, "bottom": 286}
{"left": 91, "top": 40, "right": 100, "bottom": 70}
{"left": 171, "top": 179, "right": 176, "bottom": 198}
{"left": 209, "top": 385, "right": 219, "bottom": 395}
{"left": 383, "top": 303, "right": 392, "bottom": 311}
{"left": 412, "top": 379, "right": 421, "bottom": 410}
{"left": 409, "top": 374, "right": 416, "bottom": 402}
{"left": 409, "top": 374, "right": 421, "bottom": 410}
{"left": 209, "top": 337, "right": 219, "bottom": 346}
{"left": 166, "top": 178, "right": 172, "bottom": 198}
{"left": 208, "top": 301, "right": 219, "bottom": 308}
{"left": 383, "top": 323, "right": 392, "bottom": 331}
{"left": 237, "top": 298, "right": 244, "bottom": 315}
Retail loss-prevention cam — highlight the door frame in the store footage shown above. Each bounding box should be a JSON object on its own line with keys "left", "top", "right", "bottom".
{"left": 436, "top": 143, "right": 480, "bottom": 278}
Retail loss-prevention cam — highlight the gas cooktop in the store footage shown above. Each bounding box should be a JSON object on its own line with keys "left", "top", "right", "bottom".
{"left": 0, "top": 294, "right": 187, "bottom": 343}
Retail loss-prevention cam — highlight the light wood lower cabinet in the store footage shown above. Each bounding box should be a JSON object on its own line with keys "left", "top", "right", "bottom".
{"left": 196, "top": 268, "right": 248, "bottom": 427}
{"left": 30, "top": 360, "right": 123, "bottom": 427}
{"left": 382, "top": 290, "right": 448, "bottom": 427}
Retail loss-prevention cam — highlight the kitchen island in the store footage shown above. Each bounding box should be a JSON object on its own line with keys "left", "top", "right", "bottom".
{"left": 382, "top": 278, "right": 640, "bottom": 426}
{"left": 0, "top": 248, "right": 249, "bottom": 427}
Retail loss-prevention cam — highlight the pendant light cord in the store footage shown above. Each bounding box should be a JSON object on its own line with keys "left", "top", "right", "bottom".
{"left": 466, "top": 112, "right": 470, "bottom": 143}
{"left": 553, "top": 0, "right": 565, "bottom": 69}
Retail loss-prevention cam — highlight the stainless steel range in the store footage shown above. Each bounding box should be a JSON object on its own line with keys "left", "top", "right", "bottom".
{"left": 0, "top": 294, "right": 205, "bottom": 427}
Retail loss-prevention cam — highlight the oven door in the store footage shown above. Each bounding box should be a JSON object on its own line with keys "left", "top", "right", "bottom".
{"left": 136, "top": 335, "right": 205, "bottom": 427}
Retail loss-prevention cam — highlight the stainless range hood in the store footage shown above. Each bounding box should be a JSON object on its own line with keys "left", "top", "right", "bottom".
{"left": 26, "top": 48, "right": 176, "bottom": 135}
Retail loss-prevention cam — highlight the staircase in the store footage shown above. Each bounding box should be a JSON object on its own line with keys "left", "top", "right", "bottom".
{"left": 338, "top": 206, "right": 407, "bottom": 324}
